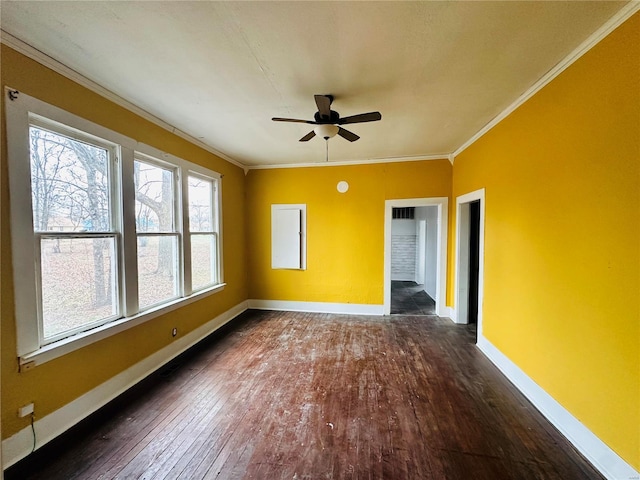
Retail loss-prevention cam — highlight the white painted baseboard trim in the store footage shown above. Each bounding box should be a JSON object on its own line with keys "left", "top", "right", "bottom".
{"left": 2, "top": 300, "right": 249, "bottom": 470}
{"left": 476, "top": 335, "right": 638, "bottom": 480}
{"left": 391, "top": 276, "right": 417, "bottom": 282}
{"left": 444, "top": 307, "right": 456, "bottom": 322}
{"left": 248, "top": 299, "right": 384, "bottom": 316}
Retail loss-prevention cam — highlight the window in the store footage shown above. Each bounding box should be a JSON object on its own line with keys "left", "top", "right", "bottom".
{"left": 188, "top": 174, "right": 220, "bottom": 291}
{"left": 134, "top": 157, "right": 179, "bottom": 309}
{"left": 6, "top": 89, "right": 224, "bottom": 361}
{"left": 30, "top": 121, "right": 120, "bottom": 343}
{"left": 392, "top": 207, "right": 415, "bottom": 219}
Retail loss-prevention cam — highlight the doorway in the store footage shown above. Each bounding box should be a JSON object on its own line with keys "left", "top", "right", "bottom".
{"left": 389, "top": 206, "right": 437, "bottom": 315}
{"left": 384, "top": 198, "right": 448, "bottom": 316}
{"left": 390, "top": 281, "right": 436, "bottom": 315}
{"left": 468, "top": 200, "right": 480, "bottom": 325}
{"left": 454, "top": 189, "right": 485, "bottom": 340}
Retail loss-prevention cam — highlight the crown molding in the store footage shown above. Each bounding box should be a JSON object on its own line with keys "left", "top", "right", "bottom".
{"left": 246, "top": 153, "right": 450, "bottom": 171}
{"left": 0, "top": 30, "right": 248, "bottom": 172}
{"left": 5, "top": 0, "right": 637, "bottom": 172}
{"left": 451, "top": 1, "right": 640, "bottom": 160}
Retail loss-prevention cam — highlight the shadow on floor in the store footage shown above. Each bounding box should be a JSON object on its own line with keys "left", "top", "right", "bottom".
{"left": 391, "top": 281, "right": 436, "bottom": 315}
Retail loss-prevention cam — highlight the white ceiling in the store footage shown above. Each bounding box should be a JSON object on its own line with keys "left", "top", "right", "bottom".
{"left": 0, "top": 1, "right": 630, "bottom": 167}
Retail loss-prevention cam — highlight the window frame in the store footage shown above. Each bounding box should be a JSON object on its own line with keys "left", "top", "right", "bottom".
{"left": 5, "top": 88, "right": 225, "bottom": 365}
{"left": 28, "top": 118, "right": 124, "bottom": 346}
{"left": 187, "top": 172, "right": 221, "bottom": 293}
{"left": 133, "top": 153, "right": 182, "bottom": 311}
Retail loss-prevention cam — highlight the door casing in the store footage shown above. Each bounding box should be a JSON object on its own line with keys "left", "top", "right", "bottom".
{"left": 383, "top": 197, "right": 448, "bottom": 316}
{"left": 454, "top": 189, "right": 485, "bottom": 337}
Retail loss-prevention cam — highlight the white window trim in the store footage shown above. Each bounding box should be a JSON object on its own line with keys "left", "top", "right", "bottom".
{"left": 28, "top": 118, "right": 124, "bottom": 347}
{"left": 133, "top": 153, "right": 182, "bottom": 311}
{"left": 5, "top": 87, "right": 225, "bottom": 366}
{"left": 187, "top": 171, "right": 222, "bottom": 293}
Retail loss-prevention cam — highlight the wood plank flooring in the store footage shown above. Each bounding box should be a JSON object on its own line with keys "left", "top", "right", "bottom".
{"left": 390, "top": 281, "right": 436, "bottom": 315}
{"left": 6, "top": 310, "right": 602, "bottom": 479}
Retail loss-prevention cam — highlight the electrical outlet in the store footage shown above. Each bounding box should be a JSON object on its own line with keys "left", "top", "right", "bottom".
{"left": 18, "top": 403, "right": 34, "bottom": 418}
{"left": 171, "top": 327, "right": 178, "bottom": 337}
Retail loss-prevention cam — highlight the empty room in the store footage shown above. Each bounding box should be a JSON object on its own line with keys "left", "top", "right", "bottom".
{"left": 1, "top": 2, "right": 638, "bottom": 479}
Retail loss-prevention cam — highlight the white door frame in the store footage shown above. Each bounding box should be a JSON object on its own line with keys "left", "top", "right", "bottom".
{"left": 384, "top": 197, "right": 448, "bottom": 316}
{"left": 454, "top": 189, "right": 485, "bottom": 337}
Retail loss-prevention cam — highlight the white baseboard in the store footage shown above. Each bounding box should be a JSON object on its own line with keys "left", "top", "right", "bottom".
{"left": 476, "top": 335, "right": 638, "bottom": 480}
{"left": 248, "top": 299, "right": 384, "bottom": 316}
{"left": 444, "top": 306, "right": 456, "bottom": 322}
{"left": 2, "top": 300, "right": 249, "bottom": 470}
{"left": 7, "top": 304, "right": 634, "bottom": 479}
{"left": 391, "top": 276, "right": 415, "bottom": 282}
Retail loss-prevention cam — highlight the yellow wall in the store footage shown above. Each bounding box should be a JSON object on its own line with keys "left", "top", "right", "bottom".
{"left": 451, "top": 13, "right": 640, "bottom": 468}
{"left": 2, "top": 9, "right": 639, "bottom": 473}
{"left": 246, "top": 161, "right": 451, "bottom": 304}
{"left": 1, "top": 45, "right": 248, "bottom": 439}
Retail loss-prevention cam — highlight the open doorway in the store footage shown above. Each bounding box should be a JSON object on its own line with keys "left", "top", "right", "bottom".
{"left": 384, "top": 198, "right": 448, "bottom": 316}
{"left": 389, "top": 206, "right": 438, "bottom": 315}
{"left": 390, "top": 281, "right": 435, "bottom": 315}
{"left": 454, "top": 189, "right": 485, "bottom": 340}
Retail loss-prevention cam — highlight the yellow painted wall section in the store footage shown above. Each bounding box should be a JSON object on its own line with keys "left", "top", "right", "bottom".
{"left": 451, "top": 14, "right": 640, "bottom": 468}
{"left": 246, "top": 161, "right": 452, "bottom": 304}
{"left": 1, "top": 46, "right": 248, "bottom": 439}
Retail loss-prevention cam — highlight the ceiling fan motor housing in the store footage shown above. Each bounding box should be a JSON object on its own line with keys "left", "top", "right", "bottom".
{"left": 314, "top": 110, "right": 340, "bottom": 124}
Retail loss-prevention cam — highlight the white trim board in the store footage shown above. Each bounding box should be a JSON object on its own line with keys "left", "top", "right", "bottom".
{"left": 3, "top": 2, "right": 639, "bottom": 172}
{"left": 443, "top": 307, "right": 456, "bottom": 322}
{"left": 0, "top": 30, "right": 247, "bottom": 173}
{"left": 477, "top": 335, "right": 639, "bottom": 480}
{"left": 453, "top": 189, "right": 485, "bottom": 335}
{"left": 383, "top": 197, "right": 449, "bottom": 317}
{"left": 451, "top": 1, "right": 640, "bottom": 160}
{"left": 246, "top": 154, "right": 449, "bottom": 170}
{"left": 248, "top": 299, "right": 384, "bottom": 316}
{"left": 0, "top": 31, "right": 448, "bottom": 173}
{"left": 2, "top": 301, "right": 249, "bottom": 469}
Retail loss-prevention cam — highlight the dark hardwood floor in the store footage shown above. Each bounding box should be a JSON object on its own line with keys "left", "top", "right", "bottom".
{"left": 391, "top": 281, "right": 436, "bottom": 315}
{"left": 6, "top": 310, "right": 602, "bottom": 480}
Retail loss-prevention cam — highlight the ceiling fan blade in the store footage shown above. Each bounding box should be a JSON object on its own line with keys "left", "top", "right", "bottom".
{"left": 337, "top": 112, "right": 382, "bottom": 125}
{"left": 338, "top": 127, "right": 360, "bottom": 142}
{"left": 314, "top": 95, "right": 332, "bottom": 119}
{"left": 299, "top": 130, "right": 316, "bottom": 142}
{"left": 272, "top": 117, "right": 316, "bottom": 124}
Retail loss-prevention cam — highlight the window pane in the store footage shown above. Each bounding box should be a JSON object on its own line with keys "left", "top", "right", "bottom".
{"left": 188, "top": 177, "right": 213, "bottom": 232}
{"left": 134, "top": 161, "right": 174, "bottom": 232}
{"left": 138, "top": 236, "right": 178, "bottom": 309}
{"left": 191, "top": 234, "right": 217, "bottom": 290}
{"left": 41, "top": 237, "right": 118, "bottom": 339}
{"left": 30, "top": 126, "right": 111, "bottom": 232}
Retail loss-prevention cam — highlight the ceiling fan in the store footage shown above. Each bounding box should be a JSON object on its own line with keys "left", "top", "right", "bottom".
{"left": 272, "top": 94, "right": 382, "bottom": 142}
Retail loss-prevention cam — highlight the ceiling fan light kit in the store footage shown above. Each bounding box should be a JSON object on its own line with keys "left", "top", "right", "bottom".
{"left": 314, "top": 124, "right": 339, "bottom": 140}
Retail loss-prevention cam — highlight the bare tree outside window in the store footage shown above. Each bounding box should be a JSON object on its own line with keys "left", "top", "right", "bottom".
{"left": 9, "top": 92, "right": 225, "bottom": 355}
{"left": 29, "top": 125, "right": 117, "bottom": 338}
{"left": 134, "top": 160, "right": 178, "bottom": 309}
{"left": 189, "top": 176, "right": 218, "bottom": 290}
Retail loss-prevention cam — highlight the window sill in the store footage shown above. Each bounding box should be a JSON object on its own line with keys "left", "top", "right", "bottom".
{"left": 19, "top": 283, "right": 226, "bottom": 368}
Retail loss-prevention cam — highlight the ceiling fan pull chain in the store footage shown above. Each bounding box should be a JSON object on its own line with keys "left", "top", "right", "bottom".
{"left": 326, "top": 138, "right": 329, "bottom": 162}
